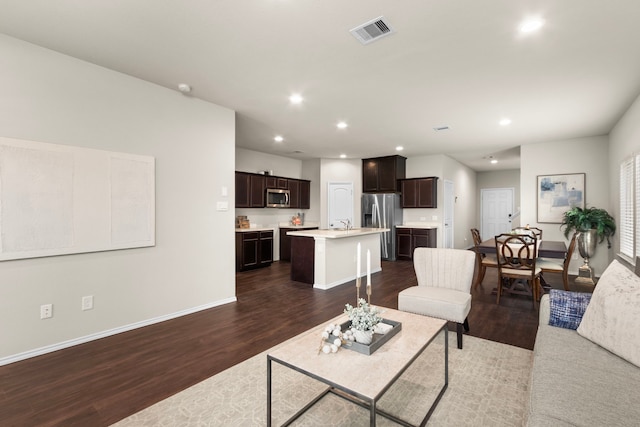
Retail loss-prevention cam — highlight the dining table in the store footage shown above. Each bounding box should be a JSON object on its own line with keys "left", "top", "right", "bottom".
{"left": 477, "top": 238, "right": 568, "bottom": 259}
{"left": 475, "top": 237, "right": 568, "bottom": 293}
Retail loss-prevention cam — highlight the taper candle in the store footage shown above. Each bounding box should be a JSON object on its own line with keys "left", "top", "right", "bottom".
{"left": 366, "top": 249, "right": 371, "bottom": 291}
{"left": 356, "top": 242, "right": 361, "bottom": 279}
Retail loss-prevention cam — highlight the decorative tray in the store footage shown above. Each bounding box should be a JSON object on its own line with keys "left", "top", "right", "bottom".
{"left": 329, "top": 318, "right": 402, "bottom": 356}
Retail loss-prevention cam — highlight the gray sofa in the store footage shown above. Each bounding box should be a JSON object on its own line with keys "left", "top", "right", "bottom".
{"left": 526, "top": 294, "right": 640, "bottom": 426}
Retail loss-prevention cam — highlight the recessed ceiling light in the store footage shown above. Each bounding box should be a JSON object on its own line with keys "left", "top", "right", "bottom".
{"left": 337, "top": 121, "right": 348, "bottom": 129}
{"left": 499, "top": 118, "right": 512, "bottom": 126}
{"left": 274, "top": 135, "right": 284, "bottom": 142}
{"left": 177, "top": 83, "right": 192, "bottom": 93}
{"left": 519, "top": 18, "right": 544, "bottom": 33}
{"left": 491, "top": 159, "right": 499, "bottom": 164}
{"left": 289, "top": 93, "right": 303, "bottom": 104}
{"left": 396, "top": 146, "right": 404, "bottom": 151}
{"left": 340, "top": 154, "right": 347, "bottom": 159}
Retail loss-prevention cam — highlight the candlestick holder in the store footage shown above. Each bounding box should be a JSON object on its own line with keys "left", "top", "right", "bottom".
{"left": 366, "top": 283, "right": 371, "bottom": 304}
{"left": 356, "top": 277, "right": 361, "bottom": 304}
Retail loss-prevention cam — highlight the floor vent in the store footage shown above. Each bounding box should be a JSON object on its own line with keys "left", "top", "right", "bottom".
{"left": 350, "top": 16, "right": 395, "bottom": 45}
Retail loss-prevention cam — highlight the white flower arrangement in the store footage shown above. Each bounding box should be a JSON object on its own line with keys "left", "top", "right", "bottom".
{"left": 344, "top": 298, "right": 382, "bottom": 332}
{"left": 318, "top": 299, "right": 384, "bottom": 355}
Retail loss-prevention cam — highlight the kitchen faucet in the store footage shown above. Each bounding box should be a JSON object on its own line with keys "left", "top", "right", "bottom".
{"left": 339, "top": 219, "right": 351, "bottom": 230}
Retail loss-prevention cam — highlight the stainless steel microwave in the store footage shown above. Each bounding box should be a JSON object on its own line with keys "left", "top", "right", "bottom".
{"left": 266, "top": 188, "right": 290, "bottom": 208}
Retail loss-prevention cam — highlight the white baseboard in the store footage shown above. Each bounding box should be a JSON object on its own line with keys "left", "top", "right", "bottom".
{"left": 313, "top": 267, "right": 382, "bottom": 290}
{"left": 0, "top": 296, "right": 237, "bottom": 367}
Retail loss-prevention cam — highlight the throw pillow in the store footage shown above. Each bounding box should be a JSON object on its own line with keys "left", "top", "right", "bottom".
{"left": 549, "top": 289, "right": 591, "bottom": 330}
{"left": 577, "top": 259, "right": 640, "bottom": 368}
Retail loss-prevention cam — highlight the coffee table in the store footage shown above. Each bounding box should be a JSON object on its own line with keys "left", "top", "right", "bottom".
{"left": 267, "top": 308, "right": 448, "bottom": 426}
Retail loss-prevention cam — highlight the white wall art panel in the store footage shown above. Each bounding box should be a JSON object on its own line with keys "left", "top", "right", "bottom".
{"left": 0, "top": 136, "right": 155, "bottom": 260}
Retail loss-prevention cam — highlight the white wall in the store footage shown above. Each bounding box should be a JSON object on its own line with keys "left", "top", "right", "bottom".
{"left": 0, "top": 35, "right": 236, "bottom": 363}
{"left": 302, "top": 158, "right": 322, "bottom": 225}
{"left": 520, "top": 136, "right": 610, "bottom": 276}
{"left": 609, "top": 92, "right": 640, "bottom": 267}
{"left": 442, "top": 155, "right": 477, "bottom": 249}
{"left": 235, "top": 148, "right": 302, "bottom": 178}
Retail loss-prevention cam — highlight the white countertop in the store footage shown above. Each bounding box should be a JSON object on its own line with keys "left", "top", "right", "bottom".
{"left": 396, "top": 225, "right": 438, "bottom": 229}
{"left": 287, "top": 227, "right": 389, "bottom": 239}
{"left": 278, "top": 224, "right": 319, "bottom": 229}
{"left": 235, "top": 227, "right": 276, "bottom": 233}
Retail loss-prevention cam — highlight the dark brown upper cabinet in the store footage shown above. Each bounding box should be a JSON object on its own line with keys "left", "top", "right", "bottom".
{"left": 235, "top": 172, "right": 265, "bottom": 208}
{"left": 235, "top": 171, "right": 311, "bottom": 209}
{"left": 299, "top": 180, "right": 311, "bottom": 209}
{"left": 362, "top": 155, "right": 406, "bottom": 193}
{"left": 266, "top": 176, "right": 288, "bottom": 189}
{"left": 288, "top": 179, "right": 300, "bottom": 209}
{"left": 400, "top": 177, "right": 438, "bottom": 208}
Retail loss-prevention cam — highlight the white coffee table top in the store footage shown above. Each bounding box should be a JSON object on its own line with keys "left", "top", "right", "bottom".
{"left": 268, "top": 308, "right": 446, "bottom": 400}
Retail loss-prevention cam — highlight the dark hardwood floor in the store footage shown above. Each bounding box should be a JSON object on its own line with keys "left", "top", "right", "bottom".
{"left": 0, "top": 256, "right": 557, "bottom": 426}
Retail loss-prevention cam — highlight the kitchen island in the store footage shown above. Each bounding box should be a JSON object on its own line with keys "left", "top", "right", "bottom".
{"left": 287, "top": 228, "right": 388, "bottom": 290}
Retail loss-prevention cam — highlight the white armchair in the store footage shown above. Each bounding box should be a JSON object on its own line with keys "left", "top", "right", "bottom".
{"left": 398, "top": 248, "right": 475, "bottom": 349}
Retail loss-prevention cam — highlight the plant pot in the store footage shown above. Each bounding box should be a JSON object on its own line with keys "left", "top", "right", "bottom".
{"left": 576, "top": 229, "right": 597, "bottom": 285}
{"left": 577, "top": 229, "right": 597, "bottom": 259}
{"left": 352, "top": 329, "right": 373, "bottom": 345}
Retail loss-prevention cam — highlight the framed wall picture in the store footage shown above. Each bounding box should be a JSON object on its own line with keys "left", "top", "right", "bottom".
{"left": 537, "top": 173, "right": 585, "bottom": 223}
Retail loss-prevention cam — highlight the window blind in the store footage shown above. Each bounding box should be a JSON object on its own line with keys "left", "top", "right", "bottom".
{"left": 635, "top": 155, "right": 640, "bottom": 260}
{"left": 620, "top": 157, "right": 634, "bottom": 258}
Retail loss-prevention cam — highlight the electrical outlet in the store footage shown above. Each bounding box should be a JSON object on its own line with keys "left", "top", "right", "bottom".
{"left": 431, "top": 215, "right": 438, "bottom": 221}
{"left": 82, "top": 295, "right": 94, "bottom": 311}
{"left": 40, "top": 304, "right": 53, "bottom": 319}
{"left": 420, "top": 217, "right": 426, "bottom": 221}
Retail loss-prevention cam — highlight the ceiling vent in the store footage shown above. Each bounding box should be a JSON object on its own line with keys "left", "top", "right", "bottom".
{"left": 433, "top": 125, "right": 451, "bottom": 132}
{"left": 350, "top": 16, "right": 395, "bottom": 45}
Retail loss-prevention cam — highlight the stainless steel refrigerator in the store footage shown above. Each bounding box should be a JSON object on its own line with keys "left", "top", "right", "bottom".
{"left": 362, "top": 193, "right": 403, "bottom": 261}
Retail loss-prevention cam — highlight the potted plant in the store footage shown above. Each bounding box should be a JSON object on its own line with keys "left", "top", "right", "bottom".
{"left": 560, "top": 206, "right": 616, "bottom": 248}
{"left": 344, "top": 298, "right": 382, "bottom": 344}
{"left": 560, "top": 206, "right": 616, "bottom": 285}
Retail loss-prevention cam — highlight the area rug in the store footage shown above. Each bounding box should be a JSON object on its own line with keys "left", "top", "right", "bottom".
{"left": 113, "top": 332, "right": 532, "bottom": 426}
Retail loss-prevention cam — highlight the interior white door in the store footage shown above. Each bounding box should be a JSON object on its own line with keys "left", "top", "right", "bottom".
{"left": 481, "top": 188, "right": 514, "bottom": 240}
{"left": 444, "top": 180, "right": 454, "bottom": 248}
{"left": 328, "top": 182, "right": 353, "bottom": 229}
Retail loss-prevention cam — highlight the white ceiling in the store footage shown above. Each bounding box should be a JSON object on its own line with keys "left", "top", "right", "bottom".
{"left": 1, "top": 1, "right": 639, "bottom": 172}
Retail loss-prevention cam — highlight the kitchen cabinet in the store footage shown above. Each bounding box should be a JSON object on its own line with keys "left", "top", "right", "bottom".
{"left": 266, "top": 176, "right": 288, "bottom": 189}
{"left": 286, "top": 179, "right": 311, "bottom": 209}
{"left": 362, "top": 155, "right": 406, "bottom": 193}
{"left": 400, "top": 177, "right": 438, "bottom": 208}
{"left": 235, "top": 230, "right": 273, "bottom": 271}
{"left": 235, "top": 171, "right": 311, "bottom": 209}
{"left": 279, "top": 226, "right": 318, "bottom": 261}
{"left": 396, "top": 227, "right": 437, "bottom": 260}
{"left": 288, "top": 179, "right": 299, "bottom": 208}
{"left": 396, "top": 228, "right": 413, "bottom": 260}
{"left": 235, "top": 172, "right": 266, "bottom": 208}
{"left": 299, "top": 180, "right": 310, "bottom": 209}
{"left": 290, "top": 236, "right": 315, "bottom": 284}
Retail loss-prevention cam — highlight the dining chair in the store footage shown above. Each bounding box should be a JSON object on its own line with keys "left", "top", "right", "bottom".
{"left": 398, "top": 247, "right": 475, "bottom": 349}
{"left": 470, "top": 228, "right": 498, "bottom": 289}
{"left": 537, "top": 232, "right": 577, "bottom": 291}
{"left": 495, "top": 233, "right": 542, "bottom": 308}
{"left": 513, "top": 226, "right": 543, "bottom": 241}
